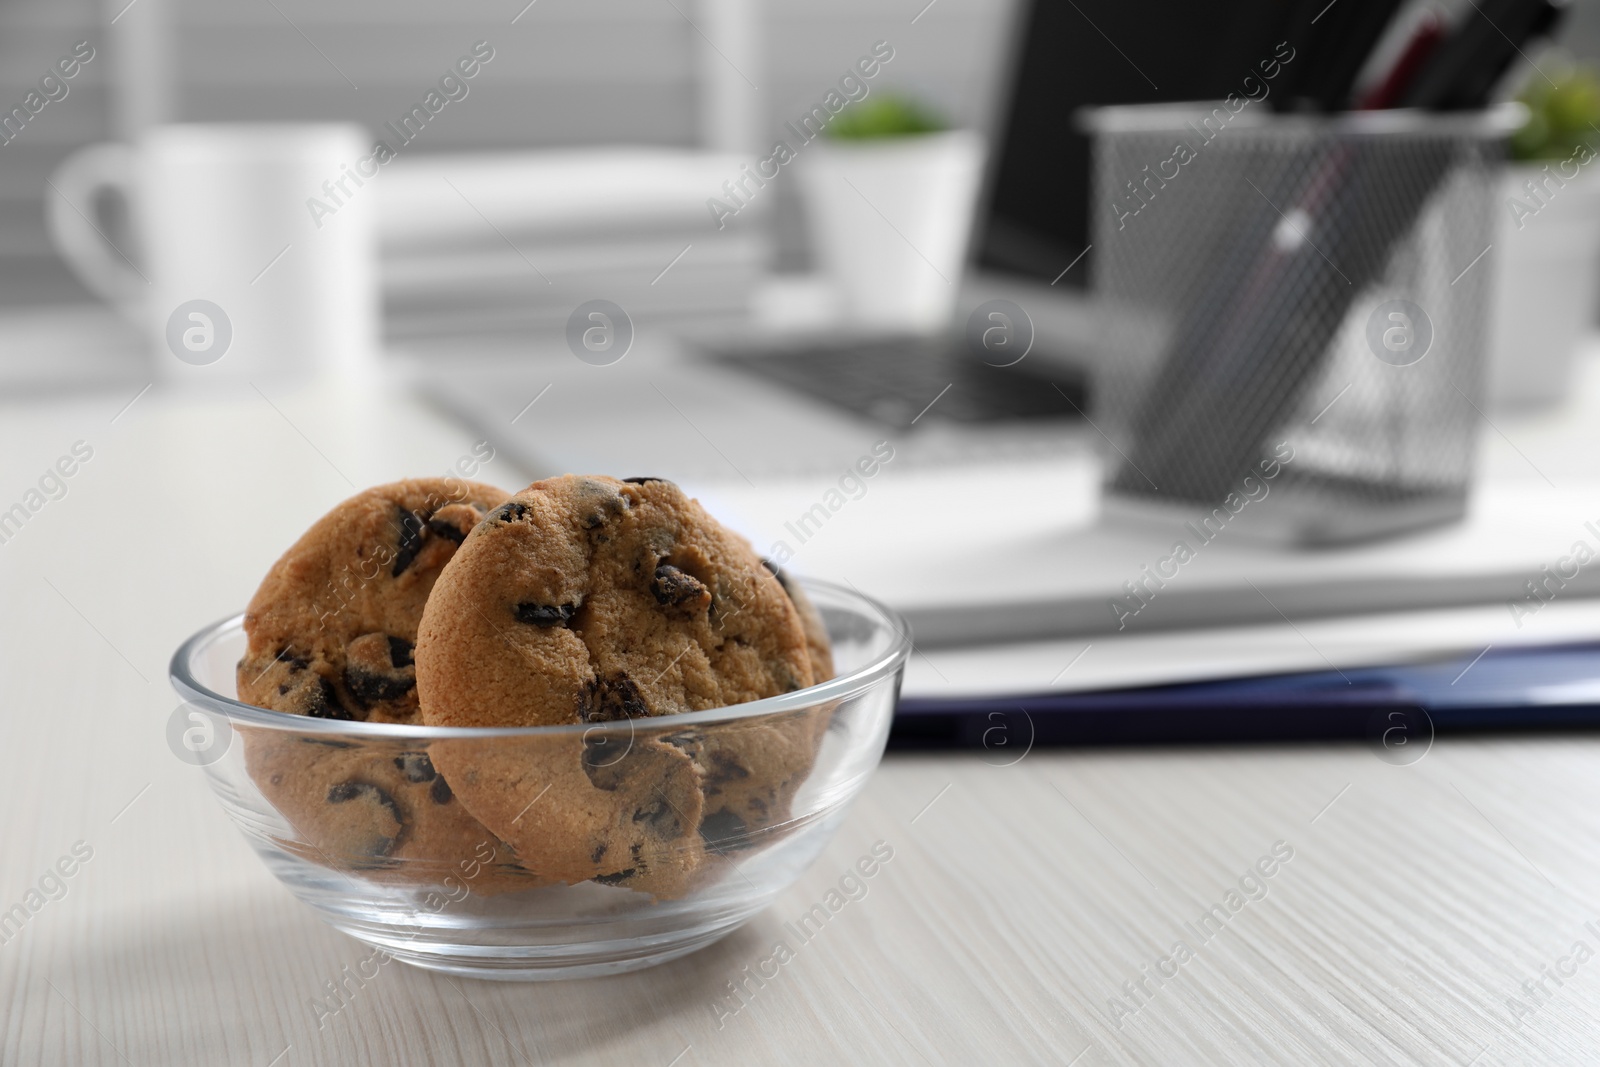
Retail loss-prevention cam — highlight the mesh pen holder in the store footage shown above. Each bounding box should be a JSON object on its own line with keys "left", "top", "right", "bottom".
{"left": 1084, "top": 104, "right": 1518, "bottom": 546}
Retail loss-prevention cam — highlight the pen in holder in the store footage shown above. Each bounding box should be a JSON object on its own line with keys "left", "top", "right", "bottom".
{"left": 1084, "top": 104, "right": 1519, "bottom": 545}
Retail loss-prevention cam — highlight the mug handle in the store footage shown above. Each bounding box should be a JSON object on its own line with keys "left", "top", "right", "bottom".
{"left": 45, "top": 142, "right": 145, "bottom": 317}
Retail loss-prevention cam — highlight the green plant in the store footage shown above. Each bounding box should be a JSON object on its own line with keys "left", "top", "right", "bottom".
{"left": 825, "top": 95, "right": 947, "bottom": 140}
{"left": 1511, "top": 65, "right": 1600, "bottom": 162}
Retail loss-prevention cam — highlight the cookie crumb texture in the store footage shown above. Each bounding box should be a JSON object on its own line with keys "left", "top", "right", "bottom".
{"left": 417, "top": 475, "right": 834, "bottom": 892}
{"left": 236, "top": 479, "right": 546, "bottom": 892}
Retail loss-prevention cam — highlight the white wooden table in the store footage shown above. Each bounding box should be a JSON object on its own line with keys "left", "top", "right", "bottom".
{"left": 3, "top": 381, "right": 1598, "bottom": 1065}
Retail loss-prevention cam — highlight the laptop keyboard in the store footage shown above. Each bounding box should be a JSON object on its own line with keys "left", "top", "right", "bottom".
{"left": 706, "top": 334, "right": 1089, "bottom": 429}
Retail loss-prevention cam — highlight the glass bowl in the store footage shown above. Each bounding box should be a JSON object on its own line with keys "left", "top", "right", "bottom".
{"left": 169, "top": 578, "right": 909, "bottom": 981}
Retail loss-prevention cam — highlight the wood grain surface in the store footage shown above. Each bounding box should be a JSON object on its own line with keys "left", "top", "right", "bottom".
{"left": 2, "top": 385, "right": 1597, "bottom": 1065}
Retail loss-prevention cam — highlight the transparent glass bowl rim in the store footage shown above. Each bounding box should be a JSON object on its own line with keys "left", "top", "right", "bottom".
{"left": 169, "top": 577, "right": 912, "bottom": 739}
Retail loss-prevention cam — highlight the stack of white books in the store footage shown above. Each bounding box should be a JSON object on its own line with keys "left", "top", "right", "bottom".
{"left": 375, "top": 148, "right": 770, "bottom": 343}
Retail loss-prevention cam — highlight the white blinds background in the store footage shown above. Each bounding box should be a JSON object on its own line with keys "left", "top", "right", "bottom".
{"left": 0, "top": 0, "right": 1013, "bottom": 306}
{"left": 0, "top": 0, "right": 112, "bottom": 304}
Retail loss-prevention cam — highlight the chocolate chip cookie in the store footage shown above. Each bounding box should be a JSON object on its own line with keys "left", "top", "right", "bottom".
{"left": 237, "top": 478, "right": 544, "bottom": 890}
{"left": 239, "top": 478, "right": 511, "bottom": 723}
{"left": 415, "top": 475, "right": 825, "bottom": 891}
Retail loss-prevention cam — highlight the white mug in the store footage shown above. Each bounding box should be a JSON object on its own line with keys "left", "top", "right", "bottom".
{"left": 47, "top": 123, "right": 377, "bottom": 384}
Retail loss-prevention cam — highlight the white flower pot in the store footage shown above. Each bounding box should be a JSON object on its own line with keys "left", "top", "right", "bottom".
{"left": 798, "top": 130, "right": 985, "bottom": 332}
{"left": 1486, "top": 163, "right": 1600, "bottom": 409}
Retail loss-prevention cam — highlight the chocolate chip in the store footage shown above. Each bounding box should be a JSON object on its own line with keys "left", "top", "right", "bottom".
{"left": 632, "top": 797, "right": 682, "bottom": 838}
{"left": 387, "top": 636, "right": 414, "bottom": 668}
{"left": 578, "top": 672, "right": 650, "bottom": 723}
{"left": 391, "top": 507, "right": 426, "bottom": 577}
{"left": 706, "top": 753, "right": 750, "bottom": 784}
{"left": 489, "top": 501, "right": 528, "bottom": 524}
{"left": 661, "top": 731, "right": 701, "bottom": 755}
{"left": 515, "top": 602, "right": 577, "bottom": 627}
{"left": 344, "top": 633, "right": 417, "bottom": 710}
{"left": 582, "top": 732, "right": 629, "bottom": 791}
{"left": 325, "top": 781, "right": 404, "bottom": 857}
{"left": 591, "top": 842, "right": 608, "bottom": 864}
{"left": 593, "top": 869, "right": 636, "bottom": 885}
{"left": 652, "top": 564, "right": 710, "bottom": 610}
{"left": 304, "top": 677, "right": 355, "bottom": 720}
{"left": 426, "top": 517, "right": 467, "bottom": 544}
{"left": 345, "top": 666, "right": 415, "bottom": 708}
{"left": 622, "top": 476, "right": 667, "bottom": 485}
{"left": 430, "top": 777, "right": 453, "bottom": 805}
{"left": 700, "top": 809, "right": 750, "bottom": 849}
{"left": 429, "top": 502, "right": 488, "bottom": 546}
{"left": 393, "top": 752, "right": 436, "bottom": 782}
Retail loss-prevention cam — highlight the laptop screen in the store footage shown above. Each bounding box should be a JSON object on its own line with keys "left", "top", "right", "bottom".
{"left": 974, "top": 0, "right": 1296, "bottom": 288}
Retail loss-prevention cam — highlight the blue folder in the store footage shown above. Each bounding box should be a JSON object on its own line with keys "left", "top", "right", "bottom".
{"left": 890, "top": 641, "right": 1600, "bottom": 748}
